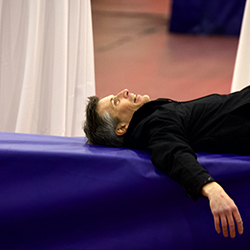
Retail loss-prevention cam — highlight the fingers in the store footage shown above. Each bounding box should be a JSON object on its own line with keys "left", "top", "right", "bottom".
{"left": 227, "top": 214, "right": 236, "bottom": 238}
{"left": 214, "top": 215, "right": 233, "bottom": 238}
{"left": 227, "top": 206, "right": 244, "bottom": 238}
{"left": 233, "top": 209, "right": 244, "bottom": 235}
{"left": 205, "top": 182, "right": 243, "bottom": 238}
{"left": 213, "top": 208, "right": 244, "bottom": 238}
{"left": 236, "top": 219, "right": 244, "bottom": 235}
{"left": 213, "top": 214, "right": 221, "bottom": 234}
{"left": 220, "top": 215, "right": 229, "bottom": 237}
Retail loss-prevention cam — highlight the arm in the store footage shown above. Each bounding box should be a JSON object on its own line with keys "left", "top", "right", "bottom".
{"left": 143, "top": 111, "right": 243, "bottom": 237}
{"left": 149, "top": 135, "right": 244, "bottom": 238}
{"left": 201, "top": 182, "right": 244, "bottom": 238}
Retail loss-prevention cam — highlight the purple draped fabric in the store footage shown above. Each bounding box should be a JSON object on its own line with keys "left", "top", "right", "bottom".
{"left": 0, "top": 132, "right": 249, "bottom": 249}
{"left": 169, "top": 0, "right": 246, "bottom": 35}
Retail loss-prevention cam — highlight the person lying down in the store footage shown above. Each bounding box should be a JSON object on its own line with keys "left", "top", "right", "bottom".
{"left": 83, "top": 87, "right": 250, "bottom": 238}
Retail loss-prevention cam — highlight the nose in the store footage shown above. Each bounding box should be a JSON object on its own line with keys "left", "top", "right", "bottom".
{"left": 116, "top": 89, "right": 129, "bottom": 99}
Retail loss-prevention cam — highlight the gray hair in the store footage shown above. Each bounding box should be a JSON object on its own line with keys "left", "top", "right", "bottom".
{"left": 83, "top": 96, "right": 124, "bottom": 147}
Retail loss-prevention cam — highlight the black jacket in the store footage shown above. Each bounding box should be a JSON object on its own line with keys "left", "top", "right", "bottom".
{"left": 124, "top": 86, "right": 250, "bottom": 200}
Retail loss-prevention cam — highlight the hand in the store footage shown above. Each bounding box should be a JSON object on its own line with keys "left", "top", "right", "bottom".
{"left": 201, "top": 182, "right": 243, "bottom": 238}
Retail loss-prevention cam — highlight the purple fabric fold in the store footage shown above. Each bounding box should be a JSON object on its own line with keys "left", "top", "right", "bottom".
{"left": 0, "top": 132, "right": 249, "bottom": 250}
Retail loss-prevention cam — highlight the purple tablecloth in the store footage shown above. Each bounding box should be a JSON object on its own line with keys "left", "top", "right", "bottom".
{"left": 169, "top": 0, "right": 246, "bottom": 35}
{"left": 0, "top": 132, "right": 249, "bottom": 249}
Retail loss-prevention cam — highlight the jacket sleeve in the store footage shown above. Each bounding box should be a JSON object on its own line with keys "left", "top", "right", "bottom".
{"left": 146, "top": 114, "right": 215, "bottom": 200}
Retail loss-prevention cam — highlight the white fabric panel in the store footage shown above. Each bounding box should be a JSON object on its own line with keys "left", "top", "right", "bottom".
{"left": 0, "top": 0, "right": 95, "bottom": 136}
{"left": 231, "top": 0, "right": 250, "bottom": 92}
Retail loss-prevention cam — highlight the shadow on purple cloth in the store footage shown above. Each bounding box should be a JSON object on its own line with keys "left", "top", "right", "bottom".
{"left": 0, "top": 132, "right": 249, "bottom": 250}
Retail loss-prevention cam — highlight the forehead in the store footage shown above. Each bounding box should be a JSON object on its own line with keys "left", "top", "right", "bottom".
{"left": 97, "top": 95, "right": 114, "bottom": 115}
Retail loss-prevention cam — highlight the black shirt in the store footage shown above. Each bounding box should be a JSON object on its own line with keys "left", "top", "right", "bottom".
{"left": 124, "top": 86, "right": 250, "bottom": 200}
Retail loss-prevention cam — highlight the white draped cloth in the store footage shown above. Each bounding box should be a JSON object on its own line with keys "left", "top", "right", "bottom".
{"left": 231, "top": 0, "right": 250, "bottom": 92}
{"left": 0, "top": 0, "right": 95, "bottom": 136}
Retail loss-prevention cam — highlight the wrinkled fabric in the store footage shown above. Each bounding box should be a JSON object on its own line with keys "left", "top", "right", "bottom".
{"left": 0, "top": 0, "right": 95, "bottom": 136}
{"left": 0, "top": 132, "right": 250, "bottom": 250}
{"left": 231, "top": 0, "right": 250, "bottom": 92}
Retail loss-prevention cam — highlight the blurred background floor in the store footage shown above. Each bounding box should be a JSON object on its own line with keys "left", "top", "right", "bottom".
{"left": 91, "top": 0, "right": 239, "bottom": 101}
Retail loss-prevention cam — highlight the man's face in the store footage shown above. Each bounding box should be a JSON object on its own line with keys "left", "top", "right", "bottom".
{"left": 97, "top": 89, "right": 150, "bottom": 125}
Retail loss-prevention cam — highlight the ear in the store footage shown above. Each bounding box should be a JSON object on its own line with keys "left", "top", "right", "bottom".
{"left": 115, "top": 123, "right": 129, "bottom": 136}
